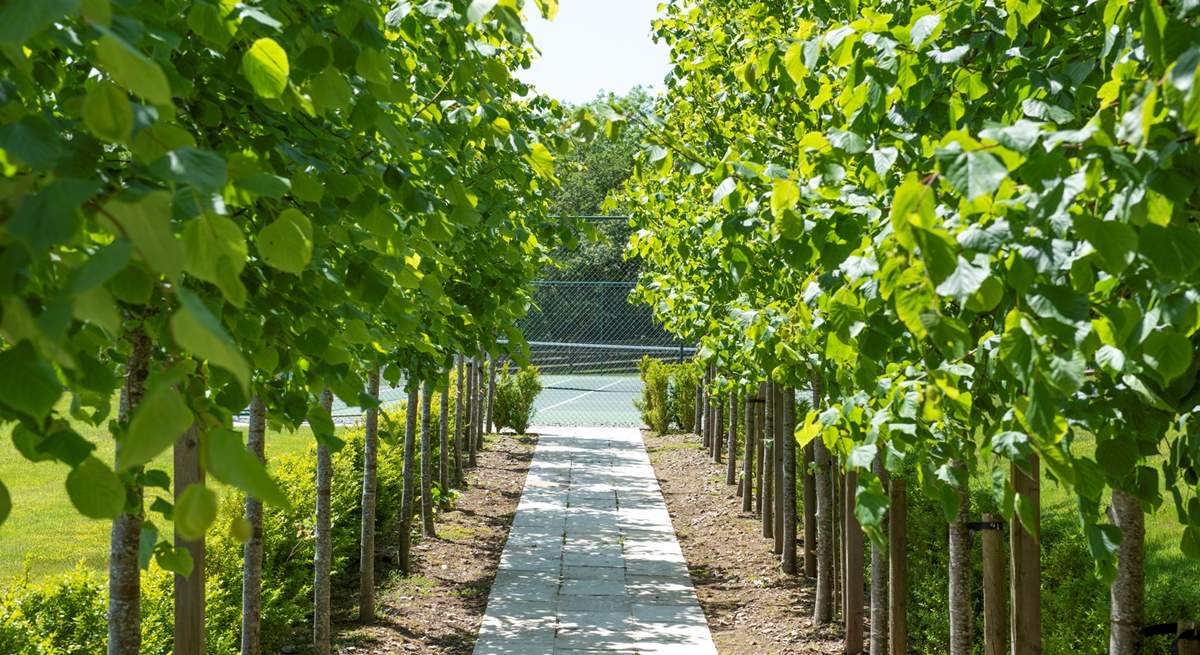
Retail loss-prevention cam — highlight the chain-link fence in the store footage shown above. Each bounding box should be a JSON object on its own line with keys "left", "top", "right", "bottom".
{"left": 517, "top": 218, "right": 695, "bottom": 427}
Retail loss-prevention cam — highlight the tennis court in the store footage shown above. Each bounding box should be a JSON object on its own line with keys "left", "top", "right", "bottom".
{"left": 531, "top": 373, "right": 643, "bottom": 427}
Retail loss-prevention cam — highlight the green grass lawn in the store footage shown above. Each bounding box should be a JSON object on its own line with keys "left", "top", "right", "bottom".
{"left": 0, "top": 408, "right": 320, "bottom": 581}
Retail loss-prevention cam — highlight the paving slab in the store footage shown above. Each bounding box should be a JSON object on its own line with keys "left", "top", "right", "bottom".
{"left": 473, "top": 425, "right": 717, "bottom": 655}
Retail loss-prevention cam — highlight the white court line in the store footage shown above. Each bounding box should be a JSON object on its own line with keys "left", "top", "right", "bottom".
{"left": 538, "top": 377, "right": 627, "bottom": 412}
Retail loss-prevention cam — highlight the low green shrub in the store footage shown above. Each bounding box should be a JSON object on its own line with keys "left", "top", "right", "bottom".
{"left": 0, "top": 565, "right": 107, "bottom": 655}
{"left": 670, "top": 362, "right": 702, "bottom": 433}
{"left": 636, "top": 356, "right": 672, "bottom": 433}
{"left": 493, "top": 364, "right": 542, "bottom": 434}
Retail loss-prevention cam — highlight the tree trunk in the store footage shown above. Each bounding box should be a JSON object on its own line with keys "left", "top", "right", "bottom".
{"left": 754, "top": 382, "right": 765, "bottom": 514}
{"left": 762, "top": 380, "right": 775, "bottom": 541}
{"left": 870, "top": 454, "right": 889, "bottom": 655}
{"left": 948, "top": 465, "right": 971, "bottom": 655}
{"left": 475, "top": 356, "right": 485, "bottom": 448}
{"left": 420, "top": 381, "right": 436, "bottom": 537}
{"left": 1011, "top": 457, "right": 1041, "bottom": 655}
{"left": 1110, "top": 489, "right": 1144, "bottom": 655}
{"left": 694, "top": 379, "right": 703, "bottom": 437}
{"left": 486, "top": 355, "right": 497, "bottom": 434}
{"left": 726, "top": 390, "right": 738, "bottom": 485}
{"left": 702, "top": 366, "right": 712, "bottom": 449}
{"left": 175, "top": 422, "right": 205, "bottom": 655}
{"left": 889, "top": 478, "right": 908, "bottom": 655}
{"left": 773, "top": 383, "right": 784, "bottom": 556}
{"left": 359, "top": 370, "right": 380, "bottom": 623}
{"left": 466, "top": 359, "right": 477, "bottom": 468}
{"left": 741, "top": 389, "right": 754, "bottom": 513}
{"left": 846, "top": 470, "right": 865, "bottom": 654}
{"left": 242, "top": 395, "right": 267, "bottom": 655}
{"left": 313, "top": 389, "right": 334, "bottom": 655}
{"left": 781, "top": 387, "right": 797, "bottom": 575}
{"left": 814, "top": 436, "right": 834, "bottom": 624}
{"left": 454, "top": 357, "right": 465, "bottom": 485}
{"left": 438, "top": 375, "right": 450, "bottom": 508}
{"left": 108, "top": 326, "right": 150, "bottom": 655}
{"left": 713, "top": 390, "right": 724, "bottom": 464}
{"left": 398, "top": 384, "right": 419, "bottom": 574}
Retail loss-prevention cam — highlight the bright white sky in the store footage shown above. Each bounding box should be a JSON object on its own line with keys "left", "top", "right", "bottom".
{"left": 517, "top": 0, "right": 672, "bottom": 105}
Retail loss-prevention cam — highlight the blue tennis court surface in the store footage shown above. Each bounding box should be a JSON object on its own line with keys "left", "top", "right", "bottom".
{"left": 532, "top": 374, "right": 643, "bottom": 427}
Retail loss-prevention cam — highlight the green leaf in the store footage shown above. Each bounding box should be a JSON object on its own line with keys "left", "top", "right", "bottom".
{"left": 909, "top": 13, "right": 941, "bottom": 48}
{"left": 9, "top": 179, "right": 98, "bottom": 253}
{"left": 0, "top": 0, "right": 77, "bottom": 46}
{"left": 1182, "top": 525, "right": 1200, "bottom": 559}
{"left": 138, "top": 522, "right": 159, "bottom": 569}
{"left": 100, "top": 191, "right": 184, "bottom": 279}
{"left": 65, "top": 457, "right": 125, "bottom": 519}
{"left": 242, "top": 38, "right": 290, "bottom": 98}
{"left": 524, "top": 142, "right": 556, "bottom": 178}
{"left": 935, "top": 256, "right": 989, "bottom": 303}
{"left": 117, "top": 386, "right": 194, "bottom": 471}
{"left": 183, "top": 214, "right": 248, "bottom": 287}
{"left": 1139, "top": 224, "right": 1200, "bottom": 279}
{"left": 95, "top": 30, "right": 172, "bottom": 105}
{"left": 151, "top": 148, "right": 227, "bottom": 193}
{"left": 889, "top": 173, "right": 933, "bottom": 250}
{"left": 770, "top": 178, "right": 800, "bottom": 219}
{"left": 0, "top": 342, "right": 63, "bottom": 420}
{"left": 310, "top": 68, "right": 352, "bottom": 114}
{"left": 938, "top": 142, "right": 1007, "bottom": 200}
{"left": 154, "top": 542, "right": 194, "bottom": 577}
{"left": 174, "top": 483, "right": 217, "bottom": 540}
{"left": 467, "top": 0, "right": 499, "bottom": 23}
{"left": 1141, "top": 0, "right": 1168, "bottom": 72}
{"left": 170, "top": 288, "right": 250, "bottom": 389}
{"left": 1076, "top": 216, "right": 1136, "bottom": 274}
{"left": 1141, "top": 330, "right": 1192, "bottom": 384}
{"left": 82, "top": 80, "right": 133, "bottom": 143}
{"left": 203, "top": 428, "right": 289, "bottom": 507}
{"left": 535, "top": 0, "right": 558, "bottom": 19}
{"left": 257, "top": 209, "right": 313, "bottom": 274}
{"left": 187, "top": 1, "right": 233, "bottom": 49}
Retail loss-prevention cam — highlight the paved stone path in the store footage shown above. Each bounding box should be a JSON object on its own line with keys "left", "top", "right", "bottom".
{"left": 473, "top": 425, "right": 718, "bottom": 655}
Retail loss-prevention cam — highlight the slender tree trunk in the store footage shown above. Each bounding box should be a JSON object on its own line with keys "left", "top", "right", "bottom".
{"left": 175, "top": 422, "right": 205, "bottom": 655}
{"left": 702, "top": 366, "right": 712, "bottom": 449}
{"left": 741, "top": 389, "right": 755, "bottom": 512}
{"left": 726, "top": 390, "right": 738, "bottom": 484}
{"left": 889, "top": 478, "right": 908, "bottom": 655}
{"left": 242, "top": 395, "right": 267, "bottom": 655}
{"left": 773, "top": 383, "right": 784, "bottom": 556}
{"left": 454, "top": 357, "right": 465, "bottom": 485}
{"left": 466, "top": 359, "right": 477, "bottom": 467}
{"left": 398, "top": 385, "right": 419, "bottom": 574}
{"left": 486, "top": 355, "right": 497, "bottom": 434}
{"left": 948, "top": 463, "right": 972, "bottom": 655}
{"left": 870, "top": 454, "right": 889, "bottom": 655}
{"left": 713, "top": 390, "right": 724, "bottom": 463}
{"left": 420, "top": 382, "right": 436, "bottom": 537}
{"left": 108, "top": 326, "right": 149, "bottom": 655}
{"left": 814, "top": 436, "right": 834, "bottom": 624}
{"left": 1110, "top": 489, "right": 1144, "bottom": 655}
{"left": 754, "top": 382, "right": 765, "bottom": 514}
{"left": 359, "top": 370, "right": 380, "bottom": 623}
{"left": 762, "top": 380, "right": 775, "bottom": 541}
{"left": 805, "top": 377, "right": 819, "bottom": 578}
{"left": 438, "top": 375, "right": 450, "bottom": 508}
{"left": 845, "top": 469, "right": 865, "bottom": 654}
{"left": 694, "top": 379, "right": 703, "bottom": 436}
{"left": 313, "top": 389, "right": 334, "bottom": 655}
{"left": 781, "top": 387, "right": 797, "bottom": 575}
{"left": 475, "top": 355, "right": 485, "bottom": 448}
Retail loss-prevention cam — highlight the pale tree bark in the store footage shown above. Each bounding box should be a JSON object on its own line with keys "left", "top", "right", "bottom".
{"left": 781, "top": 387, "right": 797, "bottom": 575}
{"left": 359, "top": 370, "right": 380, "bottom": 622}
{"left": 486, "top": 355, "right": 497, "bottom": 434}
{"left": 762, "top": 381, "right": 775, "bottom": 540}
{"left": 419, "top": 381, "right": 436, "bottom": 537}
{"left": 1110, "top": 489, "right": 1144, "bottom": 655}
{"left": 726, "top": 391, "right": 738, "bottom": 485}
{"left": 466, "top": 359, "right": 477, "bottom": 467}
{"left": 109, "top": 326, "right": 150, "bottom": 655}
{"left": 813, "top": 436, "right": 834, "bottom": 624}
{"left": 870, "top": 453, "right": 889, "bottom": 655}
{"left": 313, "top": 389, "right": 334, "bottom": 655}
{"left": 475, "top": 356, "right": 485, "bottom": 448}
{"left": 713, "top": 390, "right": 724, "bottom": 463}
{"left": 175, "top": 422, "right": 205, "bottom": 655}
{"left": 694, "top": 381, "right": 703, "bottom": 437}
{"left": 398, "top": 384, "right": 419, "bottom": 574}
{"left": 741, "top": 389, "right": 754, "bottom": 512}
{"left": 754, "top": 383, "right": 765, "bottom": 514}
{"left": 454, "top": 357, "right": 465, "bottom": 485}
{"left": 242, "top": 395, "right": 267, "bottom": 654}
{"left": 438, "top": 375, "right": 450, "bottom": 508}
{"left": 948, "top": 463, "right": 972, "bottom": 655}
{"left": 702, "top": 366, "right": 712, "bottom": 449}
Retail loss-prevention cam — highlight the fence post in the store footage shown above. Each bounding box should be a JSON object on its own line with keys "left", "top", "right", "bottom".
{"left": 982, "top": 513, "right": 1007, "bottom": 655}
{"left": 845, "top": 470, "right": 864, "bottom": 654}
{"left": 174, "top": 423, "right": 204, "bottom": 655}
{"left": 1179, "top": 621, "right": 1200, "bottom": 655}
{"left": 1011, "top": 458, "right": 1041, "bottom": 655}
{"left": 888, "top": 478, "right": 907, "bottom": 655}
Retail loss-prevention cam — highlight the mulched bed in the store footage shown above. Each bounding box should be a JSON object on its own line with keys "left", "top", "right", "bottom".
{"left": 334, "top": 432, "right": 537, "bottom": 654}
{"left": 643, "top": 430, "right": 844, "bottom": 655}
